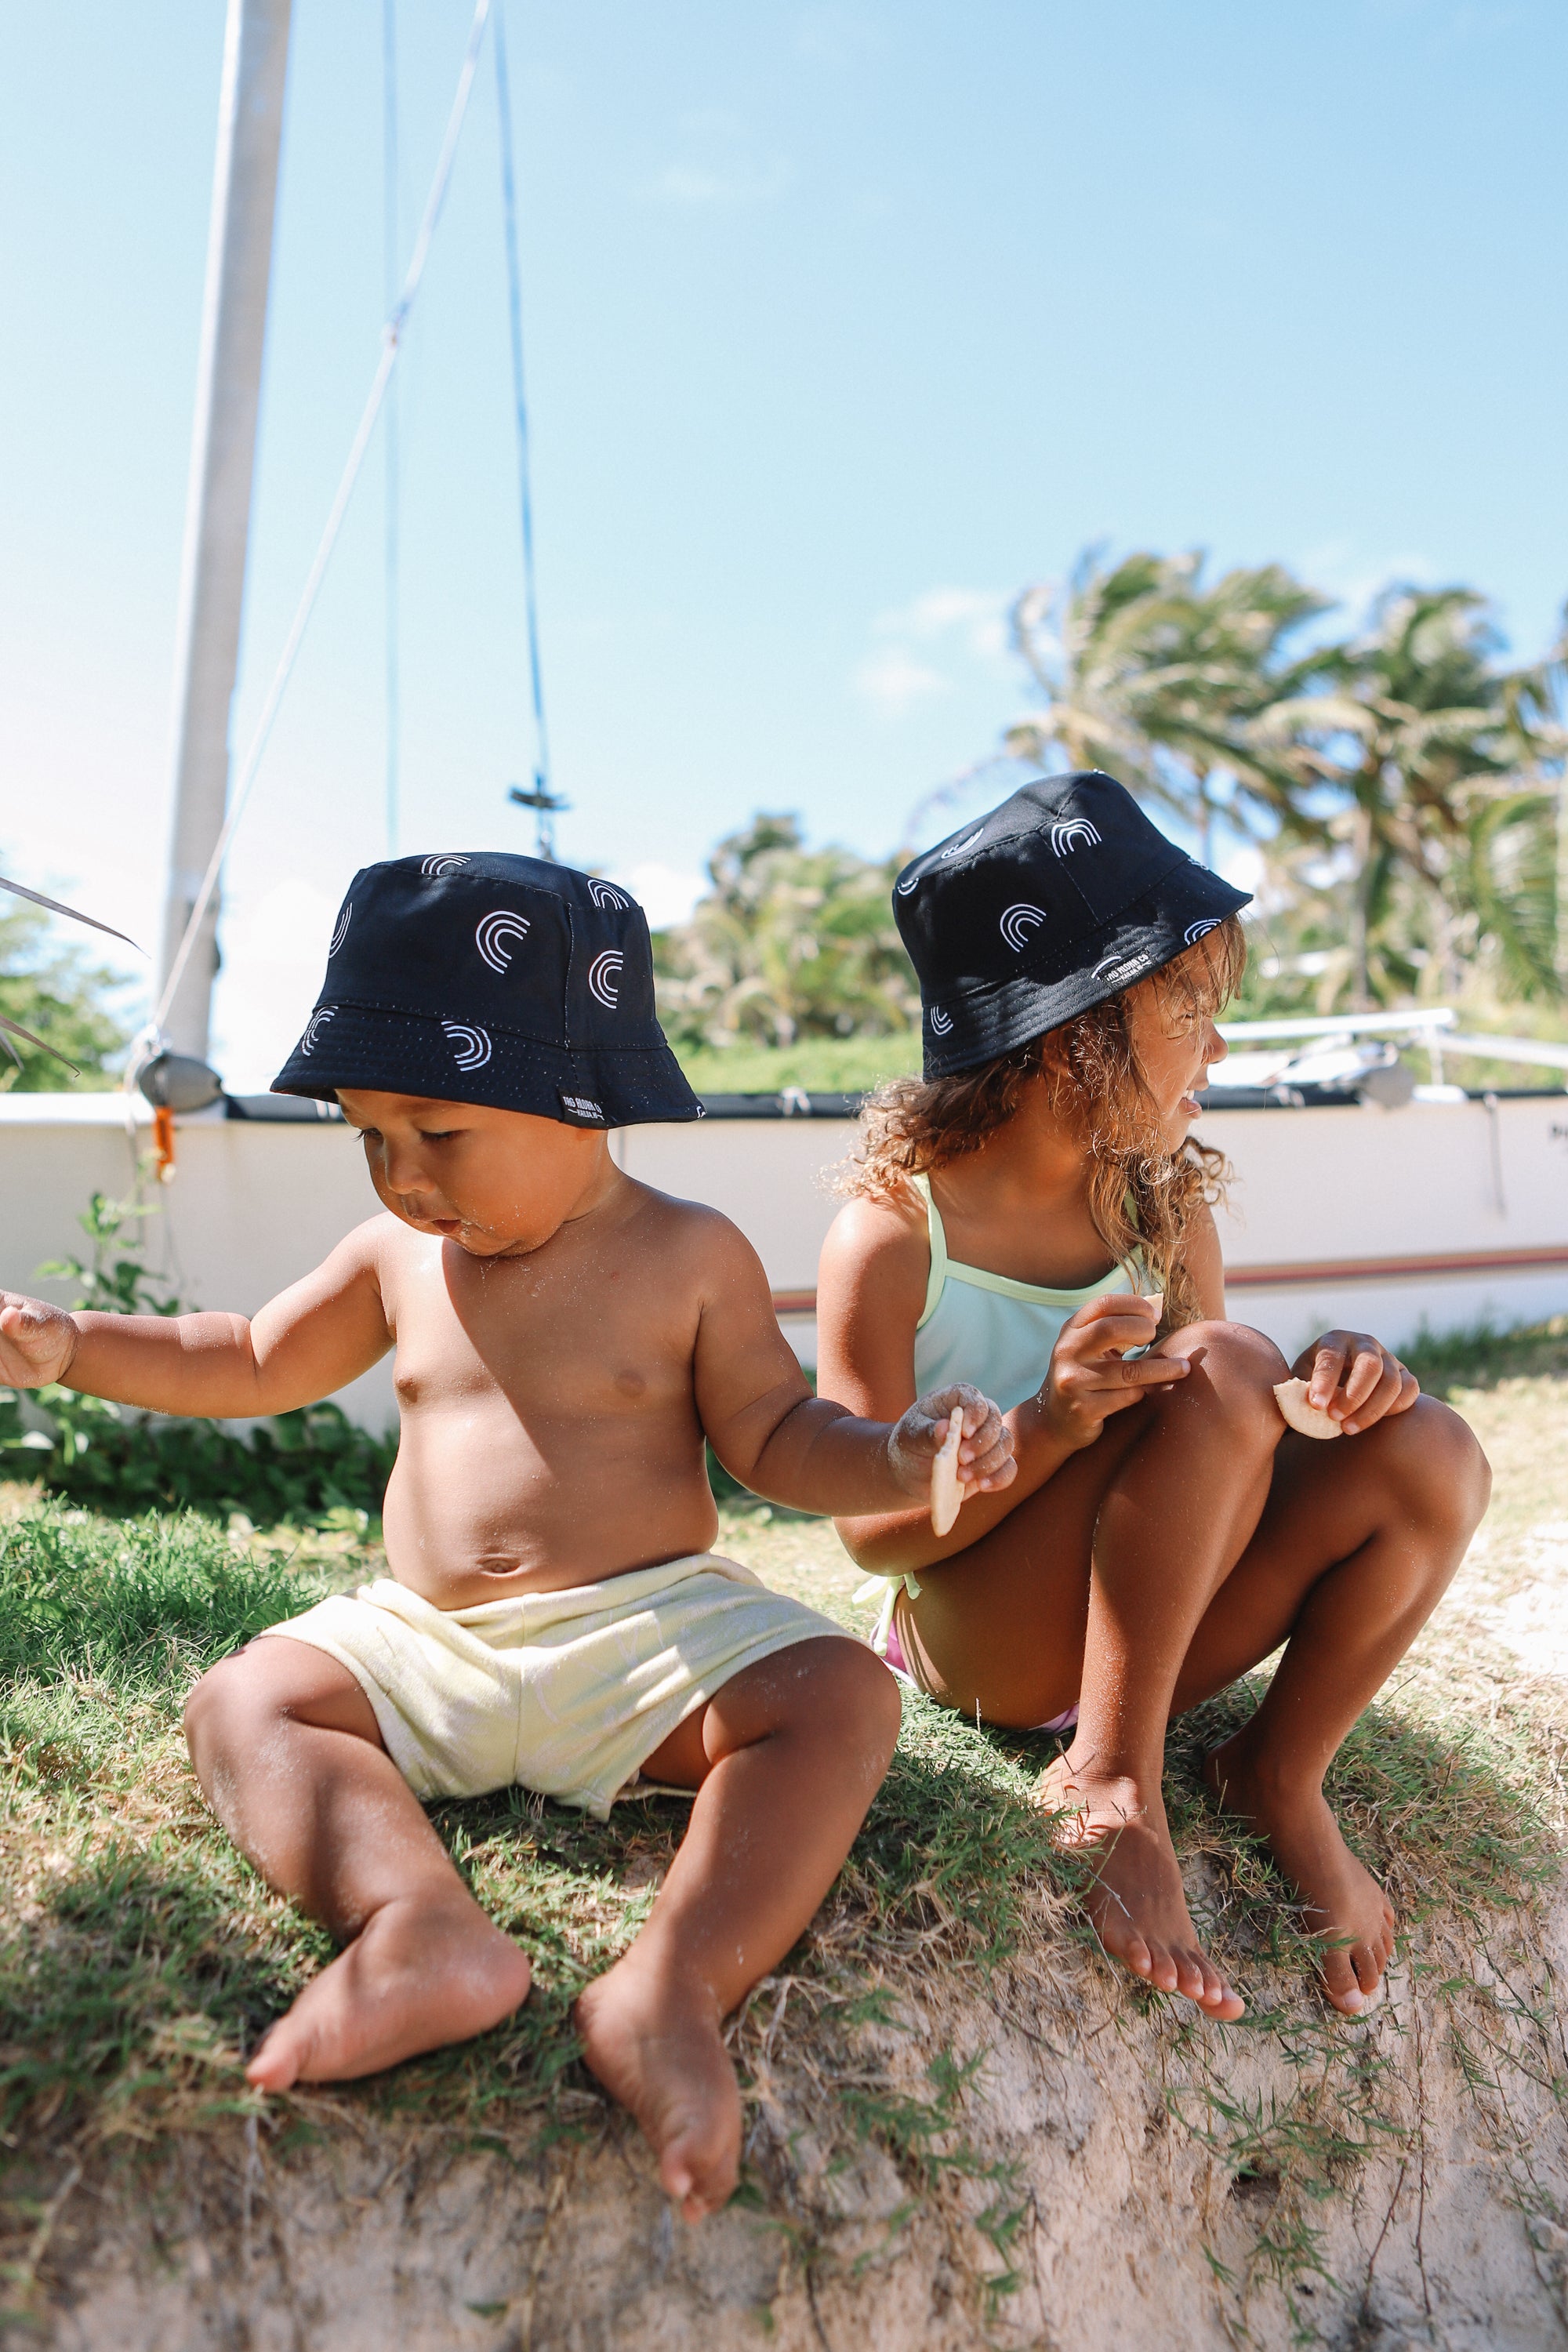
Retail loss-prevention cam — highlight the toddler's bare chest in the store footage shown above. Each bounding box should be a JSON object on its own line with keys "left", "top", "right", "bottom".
{"left": 388, "top": 1270, "right": 692, "bottom": 1421}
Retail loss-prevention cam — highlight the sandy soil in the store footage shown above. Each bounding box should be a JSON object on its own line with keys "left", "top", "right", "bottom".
{"left": 36, "top": 1890, "right": 1568, "bottom": 2351}
{"left": 28, "top": 1377, "right": 1568, "bottom": 2350}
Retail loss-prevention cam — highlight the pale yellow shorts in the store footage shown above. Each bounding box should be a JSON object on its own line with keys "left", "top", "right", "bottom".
{"left": 258, "top": 1554, "right": 852, "bottom": 1820}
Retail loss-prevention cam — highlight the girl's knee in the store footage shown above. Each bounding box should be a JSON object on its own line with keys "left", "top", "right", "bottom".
{"left": 1375, "top": 1394, "right": 1490, "bottom": 1526}
{"left": 1175, "top": 1318, "right": 1288, "bottom": 1378}
{"left": 1162, "top": 1319, "right": 1289, "bottom": 1425}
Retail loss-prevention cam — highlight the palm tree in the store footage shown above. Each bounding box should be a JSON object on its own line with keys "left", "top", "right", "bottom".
{"left": 1003, "top": 546, "right": 1330, "bottom": 865}
{"left": 652, "top": 815, "right": 919, "bottom": 1054}
{"left": 1254, "top": 587, "right": 1566, "bottom": 1005}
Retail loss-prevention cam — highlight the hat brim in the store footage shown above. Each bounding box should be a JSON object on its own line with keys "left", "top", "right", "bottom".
{"left": 272, "top": 1003, "right": 703, "bottom": 1129}
{"left": 920, "top": 854, "right": 1250, "bottom": 1080}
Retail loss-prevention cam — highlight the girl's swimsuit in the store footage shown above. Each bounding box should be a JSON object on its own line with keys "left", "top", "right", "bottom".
{"left": 862, "top": 1174, "right": 1142, "bottom": 1731}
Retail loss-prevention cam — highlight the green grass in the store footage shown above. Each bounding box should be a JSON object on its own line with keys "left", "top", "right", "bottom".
{"left": 0, "top": 1504, "right": 1058, "bottom": 2161}
{"left": 1401, "top": 1310, "right": 1568, "bottom": 1398}
{"left": 0, "top": 1333, "right": 1565, "bottom": 2333}
{"left": 672, "top": 1034, "right": 919, "bottom": 1096}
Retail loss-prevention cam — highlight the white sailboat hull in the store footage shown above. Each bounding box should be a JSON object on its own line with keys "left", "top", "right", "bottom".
{"left": 612, "top": 1091, "right": 1568, "bottom": 1366}
{"left": 0, "top": 1091, "right": 1563, "bottom": 1429}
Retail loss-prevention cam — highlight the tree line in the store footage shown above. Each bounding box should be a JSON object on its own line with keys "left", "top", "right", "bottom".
{"left": 3, "top": 546, "right": 1563, "bottom": 1087}
{"left": 655, "top": 548, "right": 1567, "bottom": 1062}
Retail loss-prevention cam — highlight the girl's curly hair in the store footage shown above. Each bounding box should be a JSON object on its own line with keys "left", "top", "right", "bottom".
{"left": 844, "top": 917, "right": 1246, "bottom": 1332}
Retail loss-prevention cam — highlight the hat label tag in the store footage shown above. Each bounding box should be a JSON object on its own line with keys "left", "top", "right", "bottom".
{"left": 1091, "top": 949, "right": 1152, "bottom": 987}
{"left": 558, "top": 1091, "right": 608, "bottom": 1125}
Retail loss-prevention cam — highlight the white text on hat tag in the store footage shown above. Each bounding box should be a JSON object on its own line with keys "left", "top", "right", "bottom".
{"left": 559, "top": 1091, "right": 607, "bottom": 1125}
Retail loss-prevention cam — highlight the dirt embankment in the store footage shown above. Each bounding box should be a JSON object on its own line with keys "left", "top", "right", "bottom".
{"left": 35, "top": 1866, "right": 1568, "bottom": 2352}
{"left": 24, "top": 1374, "right": 1568, "bottom": 2350}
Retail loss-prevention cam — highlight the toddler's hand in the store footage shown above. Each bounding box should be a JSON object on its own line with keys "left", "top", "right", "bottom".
{"left": 1039, "top": 1292, "right": 1190, "bottom": 1450}
{"left": 1292, "top": 1330, "right": 1418, "bottom": 1435}
{"left": 888, "top": 1383, "right": 1015, "bottom": 1504}
{"left": 0, "top": 1292, "right": 80, "bottom": 1390}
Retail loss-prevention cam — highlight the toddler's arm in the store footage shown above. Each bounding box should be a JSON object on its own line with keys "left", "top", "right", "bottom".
{"left": 691, "top": 1216, "right": 1014, "bottom": 1515}
{"left": 0, "top": 1221, "right": 392, "bottom": 1419}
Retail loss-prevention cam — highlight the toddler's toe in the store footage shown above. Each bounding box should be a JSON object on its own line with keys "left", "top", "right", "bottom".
{"left": 661, "top": 2112, "right": 739, "bottom": 2223}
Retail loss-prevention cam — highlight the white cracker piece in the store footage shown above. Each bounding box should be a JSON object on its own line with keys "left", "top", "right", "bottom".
{"left": 931, "top": 1404, "right": 966, "bottom": 1536}
{"left": 1273, "top": 1377, "right": 1342, "bottom": 1440}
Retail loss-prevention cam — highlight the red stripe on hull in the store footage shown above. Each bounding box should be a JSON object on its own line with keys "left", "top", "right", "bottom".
{"left": 771, "top": 1244, "right": 1568, "bottom": 1319}
{"left": 1226, "top": 1246, "right": 1568, "bottom": 1287}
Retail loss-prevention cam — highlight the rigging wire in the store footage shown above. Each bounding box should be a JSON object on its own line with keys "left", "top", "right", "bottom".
{"left": 383, "top": 0, "right": 401, "bottom": 857}
{"left": 493, "top": 3, "right": 560, "bottom": 858}
{"left": 151, "top": 0, "right": 494, "bottom": 1040}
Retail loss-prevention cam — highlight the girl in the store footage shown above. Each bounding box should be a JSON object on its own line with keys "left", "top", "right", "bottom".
{"left": 818, "top": 772, "right": 1490, "bottom": 2020}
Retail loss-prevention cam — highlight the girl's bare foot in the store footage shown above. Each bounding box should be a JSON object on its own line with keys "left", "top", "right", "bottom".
{"left": 1204, "top": 1733, "right": 1396, "bottom": 2015}
{"left": 245, "top": 1893, "right": 532, "bottom": 2090}
{"left": 1037, "top": 1755, "right": 1244, "bottom": 2018}
{"left": 574, "top": 1958, "right": 741, "bottom": 2223}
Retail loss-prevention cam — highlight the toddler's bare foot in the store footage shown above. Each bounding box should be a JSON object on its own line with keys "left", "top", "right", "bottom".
{"left": 245, "top": 1893, "right": 531, "bottom": 2090}
{"left": 574, "top": 1958, "right": 740, "bottom": 2223}
{"left": 1204, "top": 1733, "right": 1395, "bottom": 2016}
{"left": 1037, "top": 1754, "right": 1244, "bottom": 2019}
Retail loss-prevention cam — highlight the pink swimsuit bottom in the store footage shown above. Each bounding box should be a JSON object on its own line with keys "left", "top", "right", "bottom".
{"left": 883, "top": 1606, "right": 1077, "bottom": 1737}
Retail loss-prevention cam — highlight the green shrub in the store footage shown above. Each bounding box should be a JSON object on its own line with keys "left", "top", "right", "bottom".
{"left": 0, "top": 1386, "right": 395, "bottom": 1526}
{"left": 1, "top": 1188, "right": 397, "bottom": 1527}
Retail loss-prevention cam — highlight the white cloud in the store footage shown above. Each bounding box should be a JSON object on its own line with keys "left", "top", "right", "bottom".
{"left": 852, "top": 585, "right": 1011, "bottom": 719}
{"left": 884, "top": 586, "right": 1011, "bottom": 662}
{"left": 611, "top": 861, "right": 706, "bottom": 929}
{"left": 854, "top": 648, "right": 951, "bottom": 717}
{"left": 1299, "top": 539, "right": 1444, "bottom": 626}
{"left": 793, "top": 9, "right": 885, "bottom": 66}
{"left": 223, "top": 877, "right": 341, "bottom": 967}
{"left": 647, "top": 162, "right": 789, "bottom": 206}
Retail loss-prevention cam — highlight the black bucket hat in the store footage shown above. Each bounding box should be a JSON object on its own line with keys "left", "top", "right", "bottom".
{"left": 893, "top": 771, "right": 1251, "bottom": 1080}
{"left": 271, "top": 852, "right": 702, "bottom": 1128}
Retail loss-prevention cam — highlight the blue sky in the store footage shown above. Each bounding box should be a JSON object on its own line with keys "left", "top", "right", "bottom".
{"left": 2, "top": 0, "right": 1564, "bottom": 1084}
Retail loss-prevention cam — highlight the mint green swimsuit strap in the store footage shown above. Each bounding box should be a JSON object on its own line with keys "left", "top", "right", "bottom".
{"left": 916, "top": 1171, "right": 947, "bottom": 1328}
{"left": 912, "top": 1173, "right": 1141, "bottom": 1323}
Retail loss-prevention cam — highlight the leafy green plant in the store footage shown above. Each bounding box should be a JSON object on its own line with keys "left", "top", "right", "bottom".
{"left": 36, "top": 1189, "right": 180, "bottom": 1319}
{"left": 971, "top": 552, "right": 1568, "bottom": 1018}
{"left": 1, "top": 1388, "right": 396, "bottom": 1527}
{"left": 1, "top": 1191, "right": 396, "bottom": 1528}
{"left": 1399, "top": 1311, "right": 1568, "bottom": 1397}
{"left": 673, "top": 1032, "right": 920, "bottom": 1097}
{"left": 1004, "top": 545, "right": 1330, "bottom": 864}
{"left": 1256, "top": 584, "right": 1566, "bottom": 1006}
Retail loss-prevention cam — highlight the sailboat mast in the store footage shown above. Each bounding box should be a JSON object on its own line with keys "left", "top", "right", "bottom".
{"left": 156, "top": 0, "right": 292, "bottom": 1062}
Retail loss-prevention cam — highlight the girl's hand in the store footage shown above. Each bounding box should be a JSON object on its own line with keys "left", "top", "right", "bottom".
{"left": 1039, "top": 1293, "right": 1190, "bottom": 1450}
{"left": 0, "top": 1292, "right": 80, "bottom": 1390}
{"left": 1293, "top": 1330, "right": 1419, "bottom": 1435}
{"left": 889, "top": 1383, "right": 1016, "bottom": 1502}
